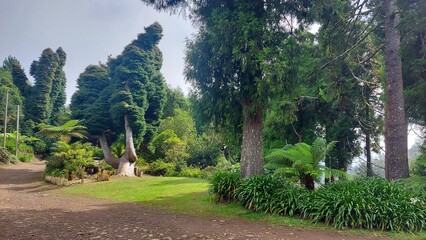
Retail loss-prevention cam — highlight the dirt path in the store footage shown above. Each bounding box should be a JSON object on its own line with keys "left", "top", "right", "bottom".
{"left": 0, "top": 161, "right": 391, "bottom": 240}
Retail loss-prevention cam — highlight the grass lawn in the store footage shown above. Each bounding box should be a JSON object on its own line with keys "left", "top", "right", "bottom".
{"left": 63, "top": 176, "right": 425, "bottom": 239}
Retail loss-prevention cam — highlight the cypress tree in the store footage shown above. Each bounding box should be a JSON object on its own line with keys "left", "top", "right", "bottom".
{"left": 27, "top": 48, "right": 60, "bottom": 124}
{"left": 49, "top": 47, "right": 67, "bottom": 125}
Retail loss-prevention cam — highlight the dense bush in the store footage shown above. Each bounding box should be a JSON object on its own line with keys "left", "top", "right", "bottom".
{"left": 18, "top": 152, "right": 33, "bottom": 162}
{"left": 397, "top": 176, "right": 426, "bottom": 198}
{"left": 237, "top": 175, "right": 306, "bottom": 216}
{"left": 210, "top": 173, "right": 426, "bottom": 232}
{"left": 146, "top": 159, "right": 175, "bottom": 176}
{"left": 179, "top": 166, "right": 203, "bottom": 178}
{"left": 45, "top": 141, "right": 97, "bottom": 180}
{"left": 0, "top": 148, "right": 16, "bottom": 164}
{"left": 209, "top": 171, "right": 241, "bottom": 203}
{"left": 301, "top": 178, "right": 426, "bottom": 231}
{"left": 237, "top": 175, "right": 286, "bottom": 212}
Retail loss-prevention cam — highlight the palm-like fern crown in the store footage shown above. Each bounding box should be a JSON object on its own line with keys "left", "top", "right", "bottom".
{"left": 265, "top": 138, "right": 346, "bottom": 180}
{"left": 37, "top": 120, "right": 87, "bottom": 143}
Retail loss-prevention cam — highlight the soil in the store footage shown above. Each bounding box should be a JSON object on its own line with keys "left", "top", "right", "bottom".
{"left": 0, "top": 160, "right": 392, "bottom": 240}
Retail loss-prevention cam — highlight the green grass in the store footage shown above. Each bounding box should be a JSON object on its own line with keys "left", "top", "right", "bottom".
{"left": 63, "top": 176, "right": 426, "bottom": 239}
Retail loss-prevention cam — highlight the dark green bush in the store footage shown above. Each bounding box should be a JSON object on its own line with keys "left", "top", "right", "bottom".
{"left": 237, "top": 175, "right": 284, "bottom": 212}
{"left": 209, "top": 171, "right": 241, "bottom": 203}
{"left": 301, "top": 178, "right": 426, "bottom": 231}
{"left": 236, "top": 174, "right": 305, "bottom": 216}
{"left": 26, "top": 139, "right": 47, "bottom": 156}
{"left": 268, "top": 183, "right": 308, "bottom": 216}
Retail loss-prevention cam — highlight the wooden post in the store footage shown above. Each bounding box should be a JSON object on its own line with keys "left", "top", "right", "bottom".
{"left": 3, "top": 90, "right": 9, "bottom": 149}
{"left": 15, "top": 105, "right": 20, "bottom": 159}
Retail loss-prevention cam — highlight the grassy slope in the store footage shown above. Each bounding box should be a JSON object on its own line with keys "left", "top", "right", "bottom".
{"left": 63, "top": 176, "right": 425, "bottom": 239}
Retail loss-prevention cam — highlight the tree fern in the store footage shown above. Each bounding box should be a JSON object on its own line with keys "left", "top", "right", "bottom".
{"left": 264, "top": 137, "right": 346, "bottom": 189}
{"left": 37, "top": 120, "right": 87, "bottom": 143}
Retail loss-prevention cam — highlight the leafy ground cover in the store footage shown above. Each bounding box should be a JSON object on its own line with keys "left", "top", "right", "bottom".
{"left": 64, "top": 176, "right": 426, "bottom": 239}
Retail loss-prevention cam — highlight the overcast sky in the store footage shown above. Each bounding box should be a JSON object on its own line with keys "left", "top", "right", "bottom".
{"left": 0, "top": 0, "right": 195, "bottom": 104}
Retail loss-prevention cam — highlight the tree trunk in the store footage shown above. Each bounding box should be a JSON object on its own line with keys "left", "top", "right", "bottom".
{"left": 365, "top": 95, "right": 373, "bottom": 177}
{"left": 97, "top": 116, "right": 137, "bottom": 177}
{"left": 365, "top": 130, "right": 373, "bottom": 177}
{"left": 116, "top": 115, "right": 137, "bottom": 176}
{"left": 124, "top": 115, "right": 137, "bottom": 162}
{"left": 116, "top": 157, "right": 136, "bottom": 176}
{"left": 383, "top": 0, "right": 409, "bottom": 180}
{"left": 240, "top": 103, "right": 264, "bottom": 178}
{"left": 98, "top": 134, "right": 119, "bottom": 169}
{"left": 303, "top": 174, "right": 315, "bottom": 190}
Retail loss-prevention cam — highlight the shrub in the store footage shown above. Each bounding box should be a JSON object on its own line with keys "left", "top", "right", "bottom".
{"left": 397, "top": 176, "right": 426, "bottom": 198}
{"left": 237, "top": 175, "right": 303, "bottom": 214}
{"left": 209, "top": 171, "right": 241, "bottom": 203}
{"left": 201, "top": 166, "right": 217, "bottom": 179}
{"left": 44, "top": 164, "right": 67, "bottom": 178}
{"left": 301, "top": 178, "right": 426, "bottom": 231}
{"left": 0, "top": 148, "right": 16, "bottom": 164}
{"left": 146, "top": 159, "right": 175, "bottom": 176}
{"left": 269, "top": 183, "right": 308, "bottom": 216}
{"left": 18, "top": 152, "right": 33, "bottom": 162}
{"left": 179, "top": 166, "right": 203, "bottom": 178}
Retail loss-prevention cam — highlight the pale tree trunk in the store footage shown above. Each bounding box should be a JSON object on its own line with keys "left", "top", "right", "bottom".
{"left": 98, "top": 134, "right": 119, "bottom": 169}
{"left": 240, "top": 103, "right": 264, "bottom": 178}
{"left": 383, "top": 0, "right": 409, "bottom": 180}
{"left": 116, "top": 115, "right": 137, "bottom": 176}
{"left": 96, "top": 115, "right": 137, "bottom": 177}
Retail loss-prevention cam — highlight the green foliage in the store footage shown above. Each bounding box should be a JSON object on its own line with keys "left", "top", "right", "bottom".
{"left": 2, "top": 56, "right": 30, "bottom": 100}
{"left": 187, "top": 132, "right": 225, "bottom": 168}
{"left": 162, "top": 86, "right": 189, "bottom": 119}
{"left": 0, "top": 67, "right": 23, "bottom": 129}
{"left": 412, "top": 154, "right": 426, "bottom": 176}
{"left": 45, "top": 141, "right": 97, "bottom": 179}
{"left": 265, "top": 138, "right": 346, "bottom": 188}
{"left": 2, "top": 133, "right": 34, "bottom": 162}
{"left": 210, "top": 172, "right": 426, "bottom": 231}
{"left": 36, "top": 120, "right": 87, "bottom": 143}
{"left": 146, "top": 159, "right": 175, "bottom": 176}
{"left": 179, "top": 166, "right": 203, "bottom": 178}
{"left": 158, "top": 109, "right": 197, "bottom": 144}
{"left": 111, "top": 140, "right": 125, "bottom": 158}
{"left": 0, "top": 148, "right": 16, "bottom": 164}
{"left": 70, "top": 64, "right": 112, "bottom": 135}
{"left": 150, "top": 129, "right": 189, "bottom": 163}
{"left": 397, "top": 176, "right": 426, "bottom": 198}
{"left": 301, "top": 178, "right": 426, "bottom": 231}
{"left": 237, "top": 174, "right": 308, "bottom": 216}
{"left": 237, "top": 175, "right": 282, "bottom": 212}
{"left": 209, "top": 171, "right": 241, "bottom": 203}
{"left": 24, "top": 137, "right": 47, "bottom": 156}
{"left": 48, "top": 47, "right": 67, "bottom": 125}
{"left": 400, "top": 0, "right": 426, "bottom": 127}
{"left": 27, "top": 48, "right": 60, "bottom": 124}
{"left": 71, "top": 23, "right": 167, "bottom": 161}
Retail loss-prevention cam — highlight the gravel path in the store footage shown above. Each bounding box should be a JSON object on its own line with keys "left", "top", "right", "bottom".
{"left": 0, "top": 161, "right": 391, "bottom": 240}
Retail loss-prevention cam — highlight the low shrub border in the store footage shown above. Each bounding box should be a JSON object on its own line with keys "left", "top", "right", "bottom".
{"left": 209, "top": 173, "right": 426, "bottom": 232}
